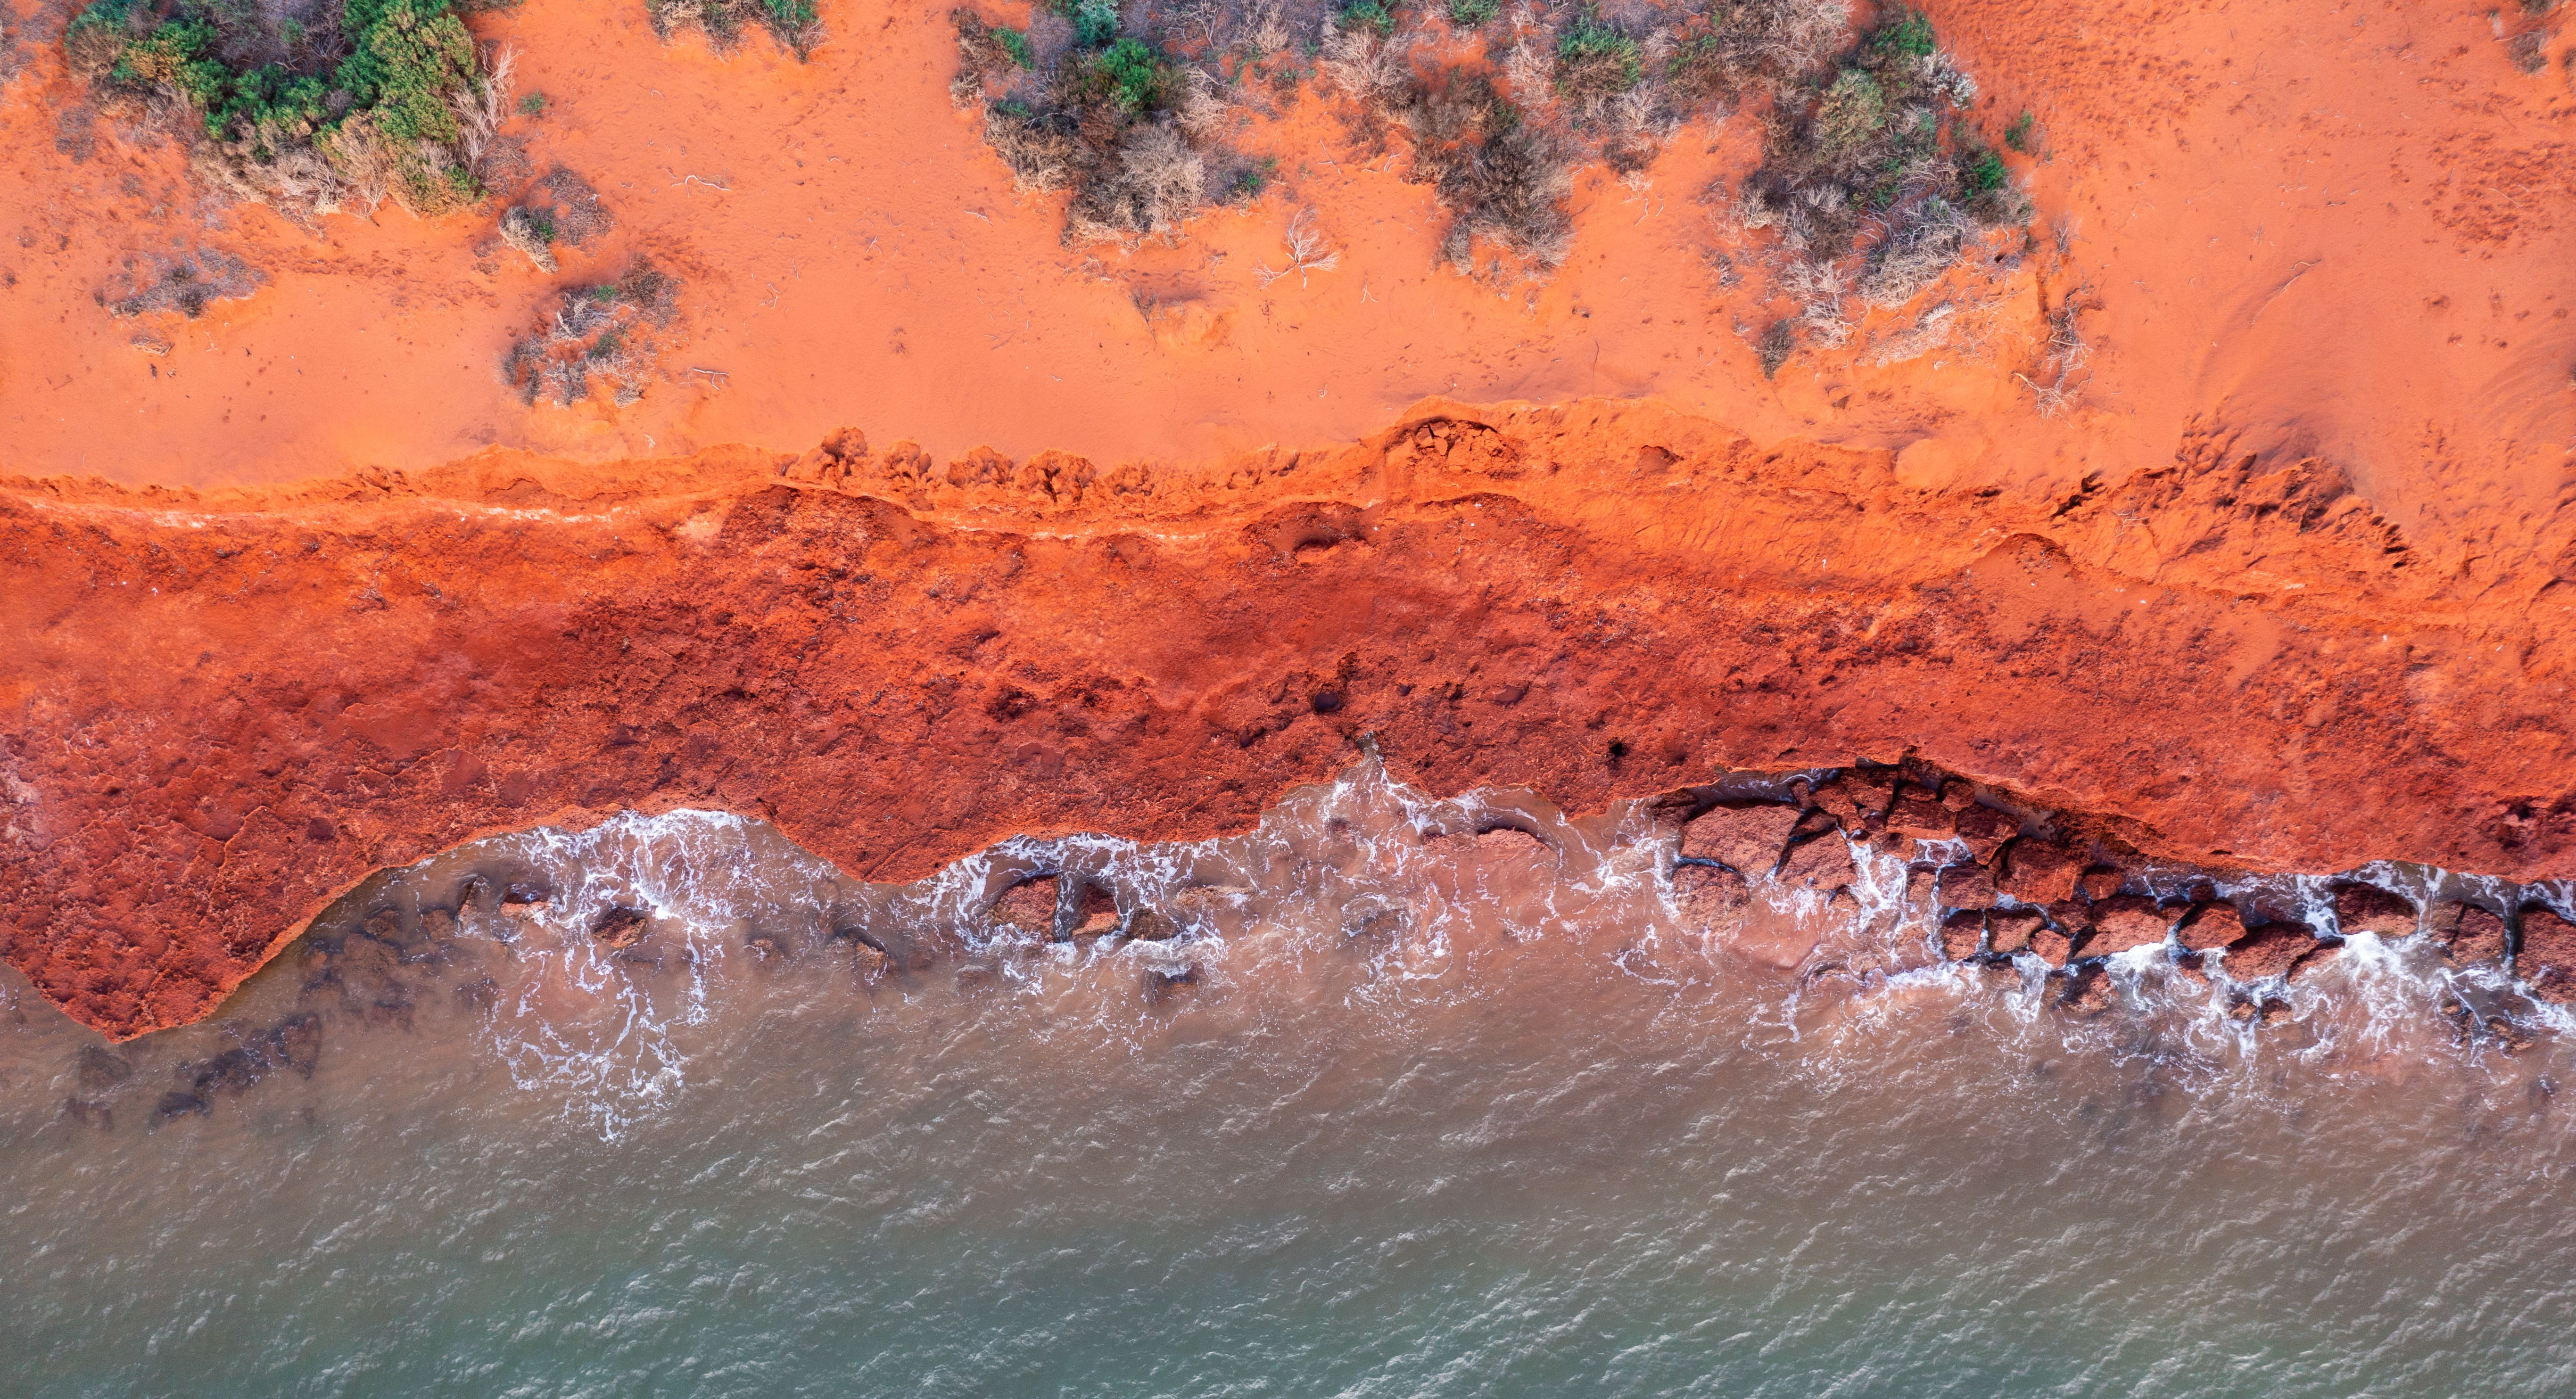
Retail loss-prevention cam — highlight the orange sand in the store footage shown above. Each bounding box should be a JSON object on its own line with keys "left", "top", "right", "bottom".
{"left": 1, "top": 0, "right": 2567, "bottom": 515}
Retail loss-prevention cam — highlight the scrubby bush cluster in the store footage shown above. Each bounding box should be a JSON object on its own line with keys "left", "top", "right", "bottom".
{"left": 949, "top": 0, "right": 2025, "bottom": 312}
{"left": 1736, "top": 7, "right": 2028, "bottom": 346}
{"left": 496, "top": 167, "right": 613, "bottom": 272}
{"left": 646, "top": 0, "right": 821, "bottom": 58}
{"left": 500, "top": 260, "right": 682, "bottom": 407}
{"left": 955, "top": 6, "right": 1226, "bottom": 243}
{"left": 63, "top": 0, "right": 514, "bottom": 224}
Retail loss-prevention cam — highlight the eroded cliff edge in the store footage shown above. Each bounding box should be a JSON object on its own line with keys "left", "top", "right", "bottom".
{"left": 5, "top": 397, "right": 2573, "bottom": 1039}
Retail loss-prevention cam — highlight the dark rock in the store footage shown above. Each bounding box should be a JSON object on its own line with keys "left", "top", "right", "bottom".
{"left": 1989, "top": 908, "right": 2043, "bottom": 955}
{"left": 1950, "top": 804, "right": 2018, "bottom": 861}
{"left": 2046, "top": 899, "right": 2096, "bottom": 935}
{"left": 1938, "top": 781, "right": 1977, "bottom": 811}
{"left": 2079, "top": 897, "right": 2174, "bottom": 956}
{"left": 2427, "top": 901, "right": 2507, "bottom": 964}
{"left": 1072, "top": 881, "right": 1122, "bottom": 937}
{"left": 75, "top": 1045, "right": 133, "bottom": 1092}
{"left": 1678, "top": 801, "right": 1803, "bottom": 874}
{"left": 2518, "top": 907, "right": 2576, "bottom": 1003}
{"left": 989, "top": 875, "right": 1061, "bottom": 939}
{"left": 2077, "top": 867, "right": 2124, "bottom": 901}
{"left": 2172, "top": 950, "right": 2210, "bottom": 985}
{"left": 2177, "top": 903, "right": 2244, "bottom": 952}
{"left": 2030, "top": 923, "right": 2073, "bottom": 969}
{"left": 1779, "top": 833, "right": 1857, "bottom": 894}
{"left": 1998, "top": 840, "right": 2082, "bottom": 904}
{"left": 589, "top": 906, "right": 650, "bottom": 948}
{"left": 2222, "top": 920, "right": 2322, "bottom": 981}
{"left": 1939, "top": 909, "right": 1985, "bottom": 961}
{"left": 1936, "top": 863, "right": 1996, "bottom": 910}
{"left": 1673, "top": 863, "right": 1750, "bottom": 929}
{"left": 1791, "top": 807, "right": 1840, "bottom": 839}
{"left": 1812, "top": 771, "right": 1895, "bottom": 830}
{"left": 1885, "top": 796, "right": 1955, "bottom": 840}
{"left": 2334, "top": 883, "right": 2419, "bottom": 937}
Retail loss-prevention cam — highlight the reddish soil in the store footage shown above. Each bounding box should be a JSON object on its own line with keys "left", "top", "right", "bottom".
{"left": 7, "top": 396, "right": 2576, "bottom": 1038}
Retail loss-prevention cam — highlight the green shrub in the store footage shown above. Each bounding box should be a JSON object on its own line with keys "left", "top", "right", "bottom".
{"left": 2004, "top": 110, "right": 2035, "bottom": 152}
{"left": 1815, "top": 68, "right": 1886, "bottom": 156}
{"left": 520, "top": 90, "right": 548, "bottom": 115}
{"left": 1960, "top": 146, "right": 2007, "bottom": 192}
{"left": 335, "top": 0, "right": 479, "bottom": 143}
{"left": 1342, "top": 0, "right": 1392, "bottom": 33}
{"left": 1093, "top": 36, "right": 1169, "bottom": 112}
{"left": 66, "top": 0, "right": 495, "bottom": 214}
{"left": 1555, "top": 15, "right": 1641, "bottom": 98}
{"left": 994, "top": 25, "right": 1033, "bottom": 67}
{"left": 1872, "top": 8, "right": 1934, "bottom": 59}
{"left": 1447, "top": 0, "right": 1495, "bottom": 24}
{"left": 1053, "top": 0, "right": 1117, "bottom": 47}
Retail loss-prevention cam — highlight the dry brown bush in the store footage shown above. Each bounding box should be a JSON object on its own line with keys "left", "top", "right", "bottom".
{"left": 647, "top": 0, "right": 823, "bottom": 58}
{"left": 501, "top": 261, "right": 683, "bottom": 408}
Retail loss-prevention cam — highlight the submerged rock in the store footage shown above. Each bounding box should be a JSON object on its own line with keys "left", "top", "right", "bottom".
{"left": 590, "top": 906, "right": 650, "bottom": 949}
{"left": 1672, "top": 863, "right": 1750, "bottom": 928}
{"left": 1778, "top": 833, "right": 1857, "bottom": 894}
{"left": 2056, "top": 964, "right": 2113, "bottom": 1015}
{"left": 75, "top": 1046, "right": 133, "bottom": 1093}
{"left": 2428, "top": 901, "right": 2508, "bottom": 965}
{"left": 1144, "top": 963, "right": 1201, "bottom": 1006}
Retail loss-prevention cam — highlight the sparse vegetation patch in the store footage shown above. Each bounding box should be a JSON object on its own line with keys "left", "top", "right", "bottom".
{"left": 496, "top": 167, "right": 612, "bottom": 272}
{"left": 63, "top": 0, "right": 515, "bottom": 225}
{"left": 949, "top": 0, "right": 2027, "bottom": 299}
{"left": 501, "top": 260, "right": 681, "bottom": 406}
{"left": 99, "top": 247, "right": 265, "bottom": 318}
{"left": 647, "top": 0, "right": 821, "bottom": 57}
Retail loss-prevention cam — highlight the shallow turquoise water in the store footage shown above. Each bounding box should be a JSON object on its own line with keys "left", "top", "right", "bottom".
{"left": 6, "top": 770, "right": 2573, "bottom": 1397}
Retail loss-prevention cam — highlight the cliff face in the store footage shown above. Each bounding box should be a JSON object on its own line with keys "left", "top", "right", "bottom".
{"left": 5, "top": 398, "right": 2572, "bottom": 1039}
